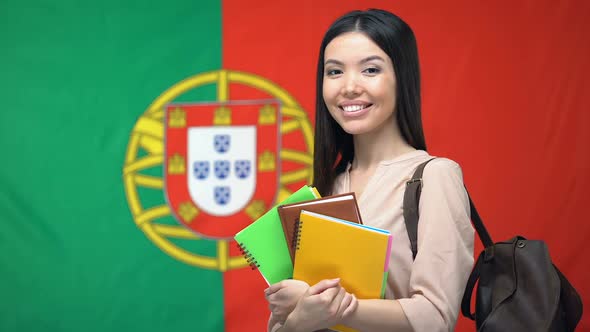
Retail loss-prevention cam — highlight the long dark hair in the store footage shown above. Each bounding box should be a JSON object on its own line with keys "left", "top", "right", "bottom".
{"left": 312, "top": 9, "right": 427, "bottom": 195}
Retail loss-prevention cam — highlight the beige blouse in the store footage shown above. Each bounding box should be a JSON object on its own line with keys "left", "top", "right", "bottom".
{"left": 331, "top": 150, "right": 474, "bottom": 332}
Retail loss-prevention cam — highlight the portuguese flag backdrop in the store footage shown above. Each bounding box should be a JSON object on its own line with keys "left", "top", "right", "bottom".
{"left": 1, "top": 1, "right": 588, "bottom": 331}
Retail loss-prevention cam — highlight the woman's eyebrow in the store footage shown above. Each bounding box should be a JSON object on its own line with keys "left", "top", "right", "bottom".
{"left": 325, "top": 55, "right": 385, "bottom": 66}
{"left": 325, "top": 59, "right": 344, "bottom": 66}
{"left": 360, "top": 55, "right": 385, "bottom": 64}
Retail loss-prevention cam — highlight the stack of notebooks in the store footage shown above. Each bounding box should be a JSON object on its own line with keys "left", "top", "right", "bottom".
{"left": 277, "top": 192, "right": 364, "bottom": 264}
{"left": 234, "top": 185, "right": 392, "bottom": 332}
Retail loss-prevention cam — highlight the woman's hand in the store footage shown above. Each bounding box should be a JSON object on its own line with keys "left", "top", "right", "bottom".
{"left": 284, "top": 278, "right": 358, "bottom": 332}
{"left": 265, "top": 279, "right": 310, "bottom": 323}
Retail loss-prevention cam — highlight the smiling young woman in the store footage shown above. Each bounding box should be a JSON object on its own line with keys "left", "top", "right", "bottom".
{"left": 265, "top": 9, "right": 475, "bottom": 332}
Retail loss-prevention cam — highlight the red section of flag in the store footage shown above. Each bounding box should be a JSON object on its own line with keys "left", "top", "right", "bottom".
{"left": 222, "top": 1, "right": 590, "bottom": 331}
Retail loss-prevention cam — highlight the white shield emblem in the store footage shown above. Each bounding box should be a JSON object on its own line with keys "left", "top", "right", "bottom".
{"left": 187, "top": 126, "right": 256, "bottom": 216}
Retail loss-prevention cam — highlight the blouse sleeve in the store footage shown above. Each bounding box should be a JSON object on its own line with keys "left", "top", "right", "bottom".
{"left": 397, "top": 158, "right": 475, "bottom": 332}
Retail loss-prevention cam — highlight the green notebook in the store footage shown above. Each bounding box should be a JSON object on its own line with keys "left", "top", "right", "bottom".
{"left": 234, "top": 185, "right": 320, "bottom": 285}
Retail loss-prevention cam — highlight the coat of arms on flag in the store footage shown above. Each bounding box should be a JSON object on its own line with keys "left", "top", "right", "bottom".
{"left": 164, "top": 100, "right": 280, "bottom": 238}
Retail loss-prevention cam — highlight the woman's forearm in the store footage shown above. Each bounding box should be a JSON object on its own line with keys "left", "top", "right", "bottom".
{"left": 343, "top": 299, "right": 413, "bottom": 332}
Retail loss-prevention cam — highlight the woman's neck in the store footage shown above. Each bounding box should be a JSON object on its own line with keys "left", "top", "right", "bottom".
{"left": 351, "top": 118, "right": 415, "bottom": 171}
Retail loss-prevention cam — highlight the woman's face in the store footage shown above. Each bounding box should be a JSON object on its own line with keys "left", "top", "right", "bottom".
{"left": 322, "top": 32, "right": 397, "bottom": 136}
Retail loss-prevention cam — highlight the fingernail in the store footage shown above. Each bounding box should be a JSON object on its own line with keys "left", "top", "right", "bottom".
{"left": 332, "top": 278, "right": 340, "bottom": 282}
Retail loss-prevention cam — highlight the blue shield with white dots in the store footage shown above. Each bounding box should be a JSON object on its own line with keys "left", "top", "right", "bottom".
{"left": 193, "top": 161, "right": 210, "bottom": 180}
{"left": 214, "top": 134, "right": 230, "bottom": 153}
{"left": 214, "top": 186, "right": 231, "bottom": 205}
{"left": 214, "top": 160, "right": 231, "bottom": 179}
{"left": 234, "top": 160, "right": 251, "bottom": 179}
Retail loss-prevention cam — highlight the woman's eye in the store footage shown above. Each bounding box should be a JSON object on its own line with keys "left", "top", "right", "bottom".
{"left": 326, "top": 69, "right": 342, "bottom": 76}
{"left": 363, "top": 67, "right": 381, "bottom": 74}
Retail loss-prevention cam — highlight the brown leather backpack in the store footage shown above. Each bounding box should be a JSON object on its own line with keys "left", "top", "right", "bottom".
{"left": 403, "top": 159, "right": 583, "bottom": 331}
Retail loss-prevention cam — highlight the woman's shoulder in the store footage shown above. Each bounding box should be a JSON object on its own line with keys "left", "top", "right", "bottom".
{"left": 423, "top": 156, "right": 464, "bottom": 181}
{"left": 427, "top": 156, "right": 462, "bottom": 171}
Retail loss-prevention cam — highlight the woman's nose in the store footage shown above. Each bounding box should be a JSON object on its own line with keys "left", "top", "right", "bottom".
{"left": 342, "top": 73, "right": 362, "bottom": 97}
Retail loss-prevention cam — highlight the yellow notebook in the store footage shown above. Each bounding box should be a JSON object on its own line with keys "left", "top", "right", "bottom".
{"left": 293, "top": 210, "right": 392, "bottom": 332}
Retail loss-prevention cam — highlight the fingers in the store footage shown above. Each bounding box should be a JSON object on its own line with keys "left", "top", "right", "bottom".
{"left": 317, "top": 286, "right": 340, "bottom": 304}
{"left": 329, "top": 287, "right": 346, "bottom": 315}
{"left": 265, "top": 280, "right": 286, "bottom": 296}
{"left": 342, "top": 293, "right": 358, "bottom": 317}
{"left": 337, "top": 291, "right": 353, "bottom": 315}
{"left": 266, "top": 279, "right": 310, "bottom": 298}
{"left": 308, "top": 278, "right": 340, "bottom": 295}
{"left": 269, "top": 304, "right": 288, "bottom": 324}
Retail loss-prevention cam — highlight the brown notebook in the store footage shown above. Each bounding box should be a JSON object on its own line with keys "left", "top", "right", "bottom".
{"left": 277, "top": 193, "right": 363, "bottom": 263}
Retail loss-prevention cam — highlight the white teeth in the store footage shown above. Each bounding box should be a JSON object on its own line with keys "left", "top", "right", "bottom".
{"left": 342, "top": 105, "right": 367, "bottom": 112}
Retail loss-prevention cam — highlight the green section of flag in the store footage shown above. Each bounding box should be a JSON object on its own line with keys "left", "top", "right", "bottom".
{"left": 0, "top": 1, "right": 224, "bottom": 331}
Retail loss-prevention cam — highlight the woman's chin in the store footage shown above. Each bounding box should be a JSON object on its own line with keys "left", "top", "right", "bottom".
{"left": 341, "top": 126, "right": 369, "bottom": 136}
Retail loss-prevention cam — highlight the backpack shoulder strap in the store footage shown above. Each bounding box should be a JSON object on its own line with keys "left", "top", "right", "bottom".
{"left": 403, "top": 158, "right": 494, "bottom": 261}
{"left": 403, "top": 158, "right": 436, "bottom": 260}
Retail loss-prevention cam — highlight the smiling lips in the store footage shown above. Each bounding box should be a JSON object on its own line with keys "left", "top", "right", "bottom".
{"left": 338, "top": 102, "right": 373, "bottom": 116}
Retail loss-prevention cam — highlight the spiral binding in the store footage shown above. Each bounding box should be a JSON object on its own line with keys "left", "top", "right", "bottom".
{"left": 237, "top": 242, "right": 260, "bottom": 270}
{"left": 293, "top": 219, "right": 304, "bottom": 251}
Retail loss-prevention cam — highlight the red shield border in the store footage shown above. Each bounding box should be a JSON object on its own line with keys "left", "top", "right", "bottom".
{"left": 164, "top": 100, "right": 280, "bottom": 238}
